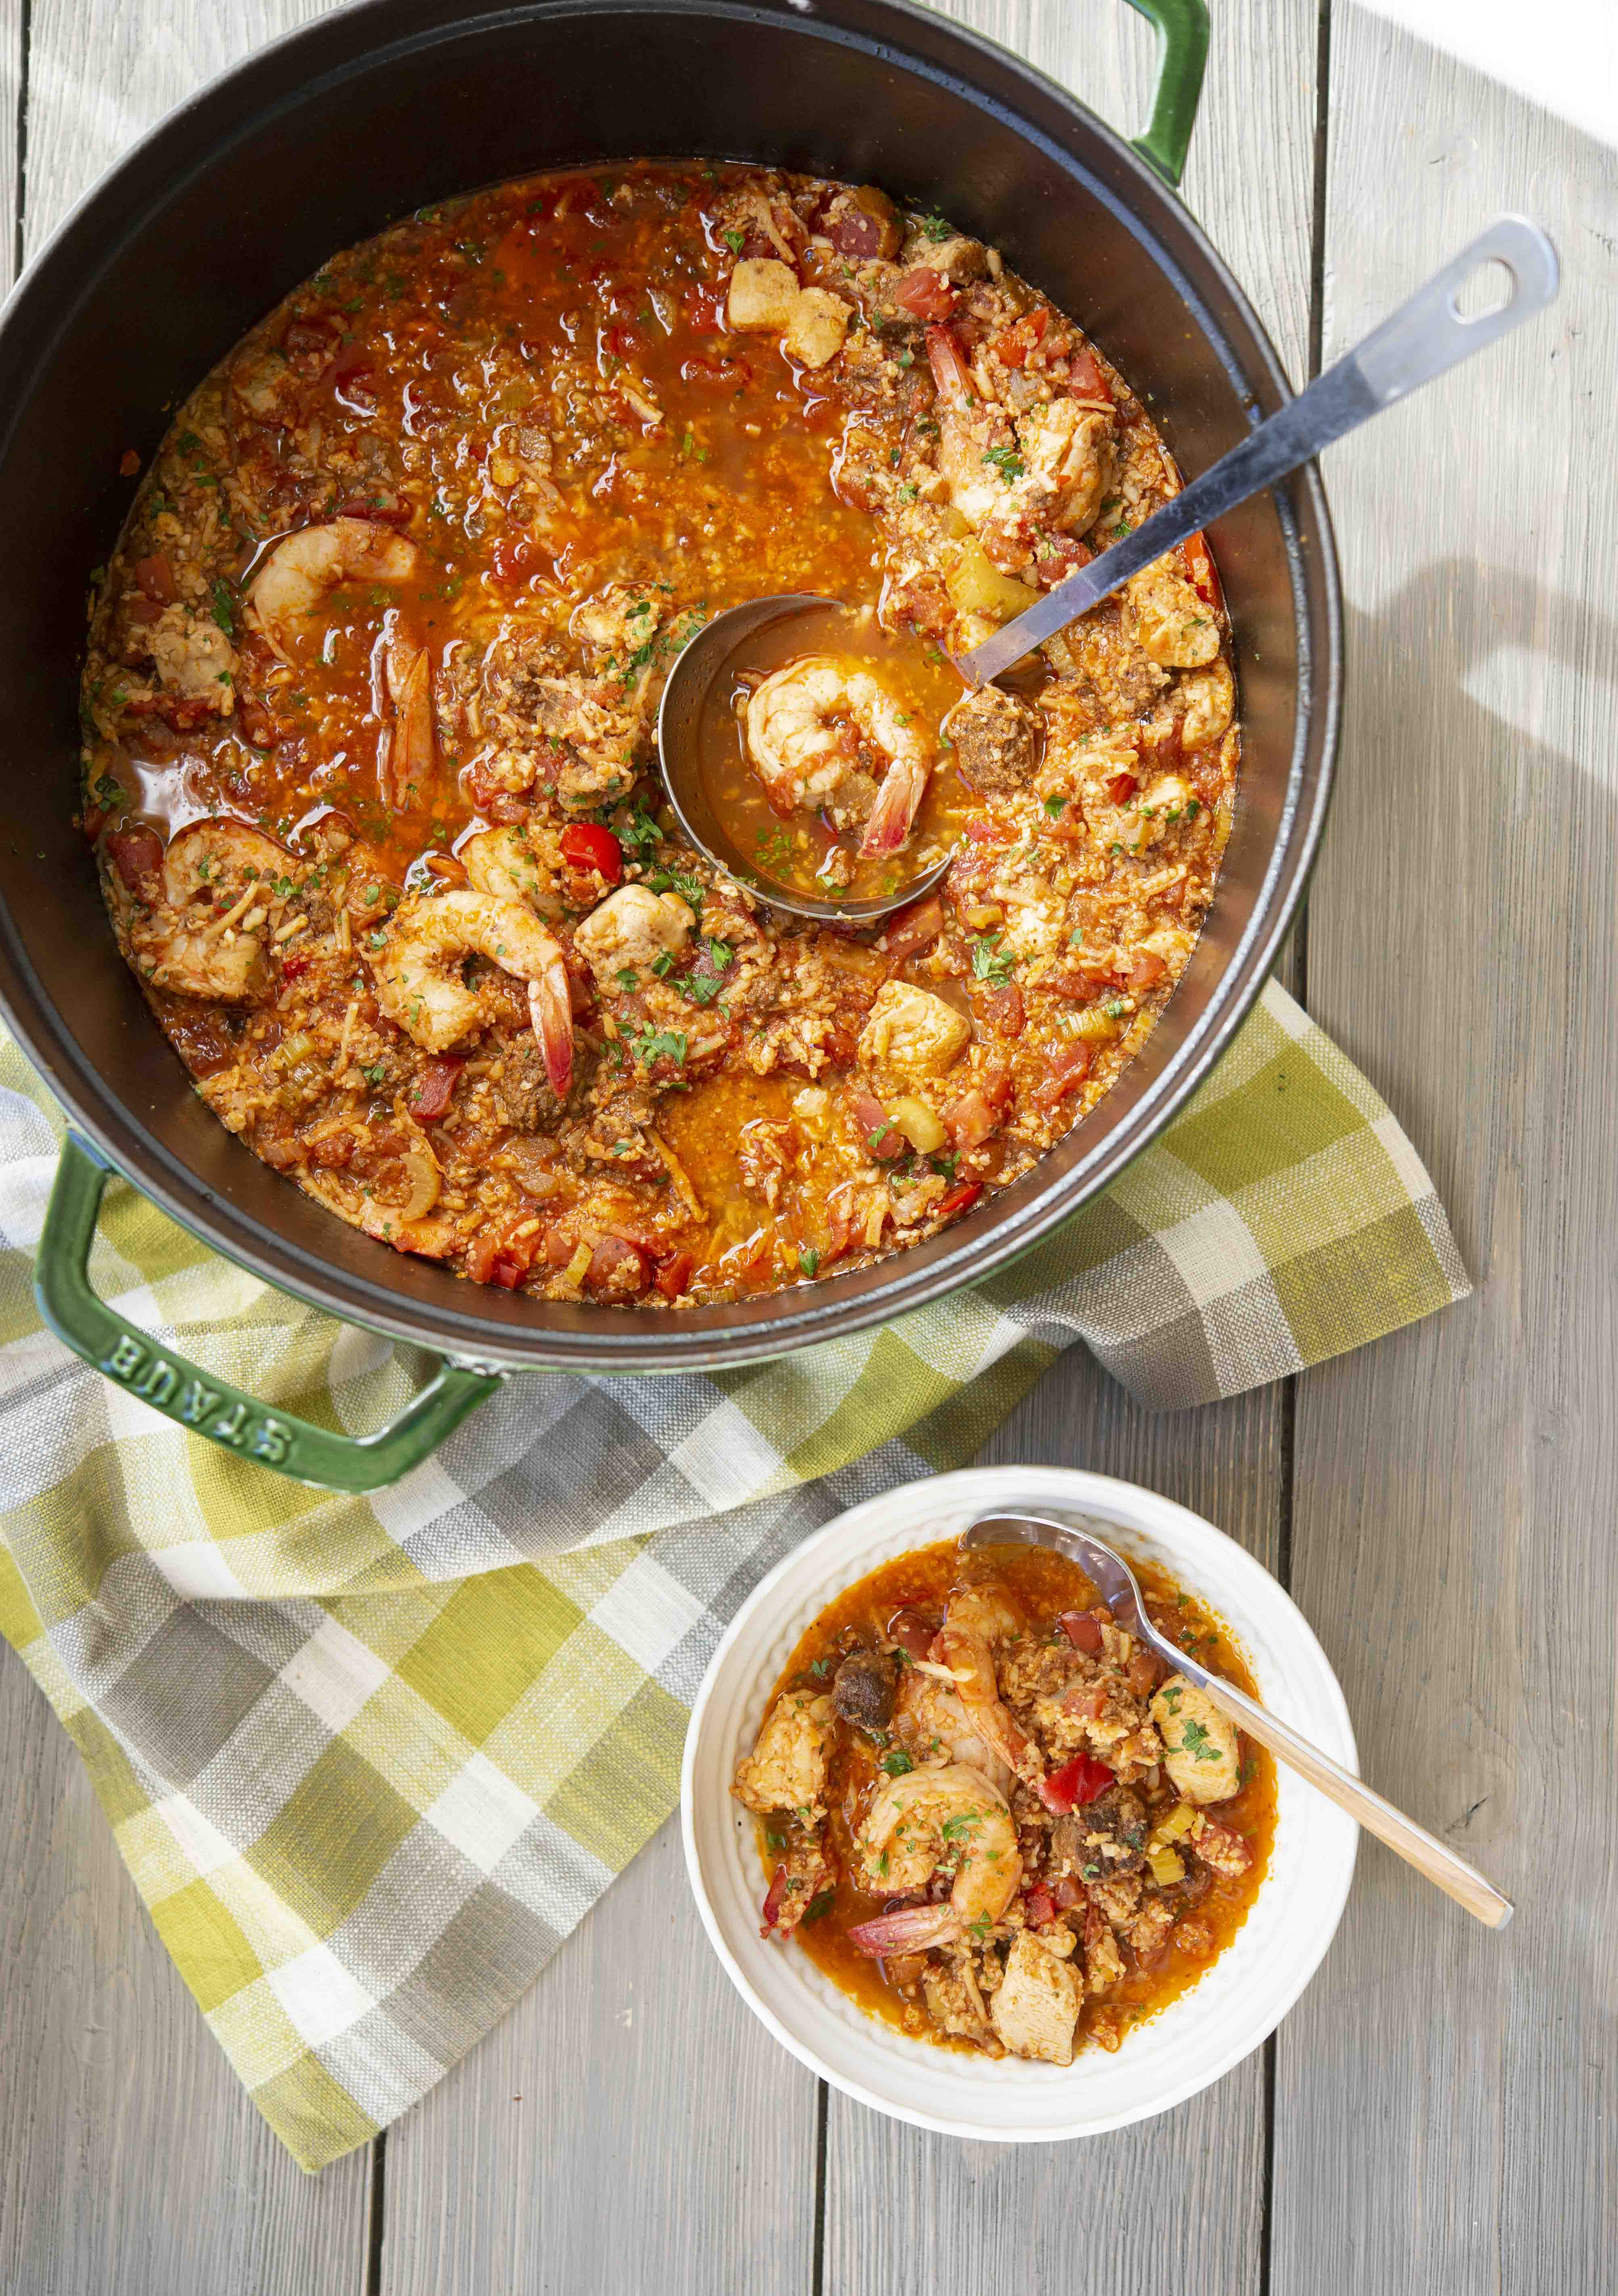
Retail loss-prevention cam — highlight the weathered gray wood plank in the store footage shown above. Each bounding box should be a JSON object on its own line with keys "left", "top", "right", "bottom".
{"left": 819, "top": 4, "right": 1313, "bottom": 2286}
{"left": 379, "top": 1818, "right": 819, "bottom": 2296}
{"left": 0, "top": 1648, "right": 372, "bottom": 2296}
{"left": 1, "top": 6, "right": 372, "bottom": 2294}
{"left": 1277, "top": 9, "right": 1618, "bottom": 2292}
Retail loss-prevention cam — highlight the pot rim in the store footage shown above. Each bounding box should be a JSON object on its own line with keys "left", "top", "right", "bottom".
{"left": 0, "top": 0, "right": 1343, "bottom": 1376}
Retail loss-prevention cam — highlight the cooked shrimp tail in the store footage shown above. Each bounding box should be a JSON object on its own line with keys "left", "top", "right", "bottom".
{"left": 846, "top": 1903, "right": 961, "bottom": 1957}
{"left": 527, "top": 964, "right": 574, "bottom": 1098}
{"left": 859, "top": 751, "right": 931, "bottom": 856}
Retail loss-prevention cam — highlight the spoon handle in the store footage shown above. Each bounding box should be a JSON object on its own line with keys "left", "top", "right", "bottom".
{"left": 959, "top": 213, "right": 1560, "bottom": 686}
{"left": 1176, "top": 1664, "right": 1514, "bottom": 1930}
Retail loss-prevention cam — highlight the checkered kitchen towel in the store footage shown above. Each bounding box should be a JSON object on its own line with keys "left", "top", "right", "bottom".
{"left": 0, "top": 979, "right": 1466, "bottom": 2168}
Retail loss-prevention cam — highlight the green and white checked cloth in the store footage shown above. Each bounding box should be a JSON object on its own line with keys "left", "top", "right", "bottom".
{"left": 0, "top": 981, "right": 1466, "bottom": 2169}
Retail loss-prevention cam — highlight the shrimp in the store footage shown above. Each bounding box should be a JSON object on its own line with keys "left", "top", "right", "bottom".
{"left": 892, "top": 1666, "right": 1015, "bottom": 1802}
{"left": 933, "top": 1583, "right": 1046, "bottom": 1792}
{"left": 113, "top": 817, "right": 295, "bottom": 1002}
{"left": 370, "top": 888, "right": 574, "bottom": 1095}
{"left": 383, "top": 631, "right": 434, "bottom": 808}
{"left": 249, "top": 516, "right": 419, "bottom": 662}
{"left": 744, "top": 655, "right": 934, "bottom": 857}
{"left": 461, "top": 823, "right": 560, "bottom": 915}
{"left": 304, "top": 1118, "right": 455, "bottom": 1261}
{"left": 846, "top": 1763, "right": 1021, "bottom": 1955}
{"left": 926, "top": 324, "right": 1115, "bottom": 587}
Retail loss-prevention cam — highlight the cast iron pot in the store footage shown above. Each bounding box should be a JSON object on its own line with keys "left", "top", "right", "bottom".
{"left": 0, "top": 0, "right": 1341, "bottom": 1489}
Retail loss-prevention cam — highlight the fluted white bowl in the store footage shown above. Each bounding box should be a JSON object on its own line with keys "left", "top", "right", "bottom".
{"left": 681, "top": 1464, "right": 1358, "bottom": 2141}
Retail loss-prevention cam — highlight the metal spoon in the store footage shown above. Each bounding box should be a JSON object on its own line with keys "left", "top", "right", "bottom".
{"left": 962, "top": 1511, "right": 1513, "bottom": 1930}
{"left": 656, "top": 593, "right": 955, "bottom": 923}
{"left": 958, "top": 214, "right": 1559, "bottom": 685}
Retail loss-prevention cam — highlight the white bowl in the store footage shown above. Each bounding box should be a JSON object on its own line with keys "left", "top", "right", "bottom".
{"left": 681, "top": 1463, "right": 1359, "bottom": 2142}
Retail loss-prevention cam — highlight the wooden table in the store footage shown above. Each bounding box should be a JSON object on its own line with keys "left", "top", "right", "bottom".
{"left": 3, "top": 2, "right": 1613, "bottom": 2287}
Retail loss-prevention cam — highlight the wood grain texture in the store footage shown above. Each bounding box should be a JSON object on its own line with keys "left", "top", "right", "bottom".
{"left": 379, "top": 1819, "right": 819, "bottom": 2296}
{"left": 1276, "top": 7, "right": 1618, "bottom": 2291}
{"left": 1, "top": 6, "right": 373, "bottom": 2295}
{"left": 0, "top": 1648, "right": 372, "bottom": 2296}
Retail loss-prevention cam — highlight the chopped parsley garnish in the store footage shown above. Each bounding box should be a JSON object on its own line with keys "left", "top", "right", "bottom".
{"left": 880, "top": 1748, "right": 914, "bottom": 1777}
{"left": 632, "top": 1025, "right": 688, "bottom": 1069}
{"left": 1179, "top": 1718, "right": 1222, "bottom": 1763}
{"left": 614, "top": 967, "right": 639, "bottom": 991}
{"left": 210, "top": 578, "right": 235, "bottom": 638}
{"left": 721, "top": 228, "right": 745, "bottom": 254}
{"left": 866, "top": 1119, "right": 897, "bottom": 1155}
{"left": 803, "top": 1888, "right": 836, "bottom": 1923}
{"left": 969, "top": 932, "right": 1015, "bottom": 987}
{"left": 918, "top": 213, "right": 952, "bottom": 242}
{"left": 616, "top": 803, "right": 663, "bottom": 856}
{"left": 360, "top": 1060, "right": 388, "bottom": 1089}
{"left": 1043, "top": 794, "right": 1067, "bottom": 818}
{"left": 798, "top": 1247, "right": 820, "bottom": 1278}
{"left": 982, "top": 443, "right": 1025, "bottom": 482}
{"left": 647, "top": 864, "right": 706, "bottom": 908}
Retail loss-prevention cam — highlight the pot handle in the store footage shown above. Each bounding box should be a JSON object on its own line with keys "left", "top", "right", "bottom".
{"left": 1121, "top": 0, "right": 1210, "bottom": 187}
{"left": 33, "top": 1133, "right": 504, "bottom": 1492}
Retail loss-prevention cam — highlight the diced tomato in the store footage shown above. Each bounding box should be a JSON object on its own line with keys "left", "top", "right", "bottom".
{"left": 963, "top": 813, "right": 1013, "bottom": 845}
{"left": 1046, "top": 966, "right": 1114, "bottom": 1005}
{"left": 1024, "top": 1885, "right": 1057, "bottom": 1928}
{"left": 942, "top": 1089, "right": 996, "bottom": 1151}
{"left": 469, "top": 1219, "right": 541, "bottom": 1289}
{"left": 881, "top": 892, "right": 944, "bottom": 966}
{"left": 133, "top": 553, "right": 177, "bottom": 605}
{"left": 850, "top": 1089, "right": 904, "bottom": 1161}
{"left": 1106, "top": 772, "right": 1139, "bottom": 808}
{"left": 1060, "top": 1609, "right": 1105, "bottom": 1655}
{"left": 935, "top": 1180, "right": 984, "bottom": 1220}
{"left": 655, "top": 1249, "right": 695, "bottom": 1300}
{"left": 81, "top": 805, "right": 106, "bottom": 843}
{"left": 984, "top": 983, "right": 1024, "bottom": 1038}
{"left": 280, "top": 953, "right": 313, "bottom": 984}
{"left": 490, "top": 533, "right": 542, "bottom": 583}
{"left": 1033, "top": 1040, "right": 1095, "bottom": 1110}
{"left": 1067, "top": 345, "right": 1113, "bottom": 405}
{"left": 993, "top": 308, "right": 1049, "bottom": 369}
{"left": 893, "top": 267, "right": 957, "bottom": 321}
{"left": 106, "top": 827, "right": 162, "bottom": 889}
{"left": 408, "top": 1055, "right": 464, "bottom": 1121}
{"left": 585, "top": 1234, "right": 651, "bottom": 1299}
{"left": 559, "top": 822, "right": 624, "bottom": 882}
{"left": 603, "top": 324, "right": 640, "bottom": 360}
{"left": 1126, "top": 950, "right": 1167, "bottom": 992}
{"left": 306, "top": 1130, "right": 356, "bottom": 1171}
{"left": 680, "top": 353, "right": 752, "bottom": 389}
{"left": 1038, "top": 1751, "right": 1114, "bottom": 1815}
{"left": 1183, "top": 529, "right": 1224, "bottom": 613}
{"left": 1034, "top": 533, "right": 1094, "bottom": 588}
{"left": 760, "top": 1865, "right": 788, "bottom": 1937}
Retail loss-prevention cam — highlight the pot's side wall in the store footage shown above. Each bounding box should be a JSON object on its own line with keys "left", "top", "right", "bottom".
{"left": 0, "top": 0, "right": 1336, "bottom": 1368}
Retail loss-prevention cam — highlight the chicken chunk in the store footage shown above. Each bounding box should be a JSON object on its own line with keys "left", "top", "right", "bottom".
{"left": 1126, "top": 560, "right": 1221, "bottom": 670}
{"left": 574, "top": 883, "right": 695, "bottom": 991}
{"left": 782, "top": 288, "right": 851, "bottom": 371}
{"left": 942, "top": 684, "right": 1042, "bottom": 794}
{"left": 857, "top": 980, "right": 971, "bottom": 1080}
{"left": 147, "top": 605, "right": 235, "bottom": 711}
{"left": 731, "top": 1690, "right": 835, "bottom": 1818}
{"left": 1178, "top": 657, "right": 1235, "bottom": 750}
{"left": 1151, "top": 1674, "right": 1243, "bottom": 1804}
{"left": 988, "top": 1930, "right": 1082, "bottom": 2066}
{"left": 728, "top": 257, "right": 802, "bottom": 333}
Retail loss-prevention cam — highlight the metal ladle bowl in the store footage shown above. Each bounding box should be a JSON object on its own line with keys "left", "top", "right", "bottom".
{"left": 655, "top": 592, "right": 956, "bottom": 924}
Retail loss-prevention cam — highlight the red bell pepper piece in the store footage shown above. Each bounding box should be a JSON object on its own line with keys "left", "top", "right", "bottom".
{"left": 1038, "top": 1751, "right": 1114, "bottom": 1815}
{"left": 559, "top": 822, "right": 624, "bottom": 882}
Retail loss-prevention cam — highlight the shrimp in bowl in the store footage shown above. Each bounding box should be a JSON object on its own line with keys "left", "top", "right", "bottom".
{"left": 724, "top": 1528, "right": 1277, "bottom": 2067}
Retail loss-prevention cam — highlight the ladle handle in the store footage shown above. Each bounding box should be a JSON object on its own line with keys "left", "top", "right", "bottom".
{"left": 1177, "top": 1662, "right": 1515, "bottom": 1930}
{"left": 959, "top": 214, "right": 1561, "bottom": 684}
